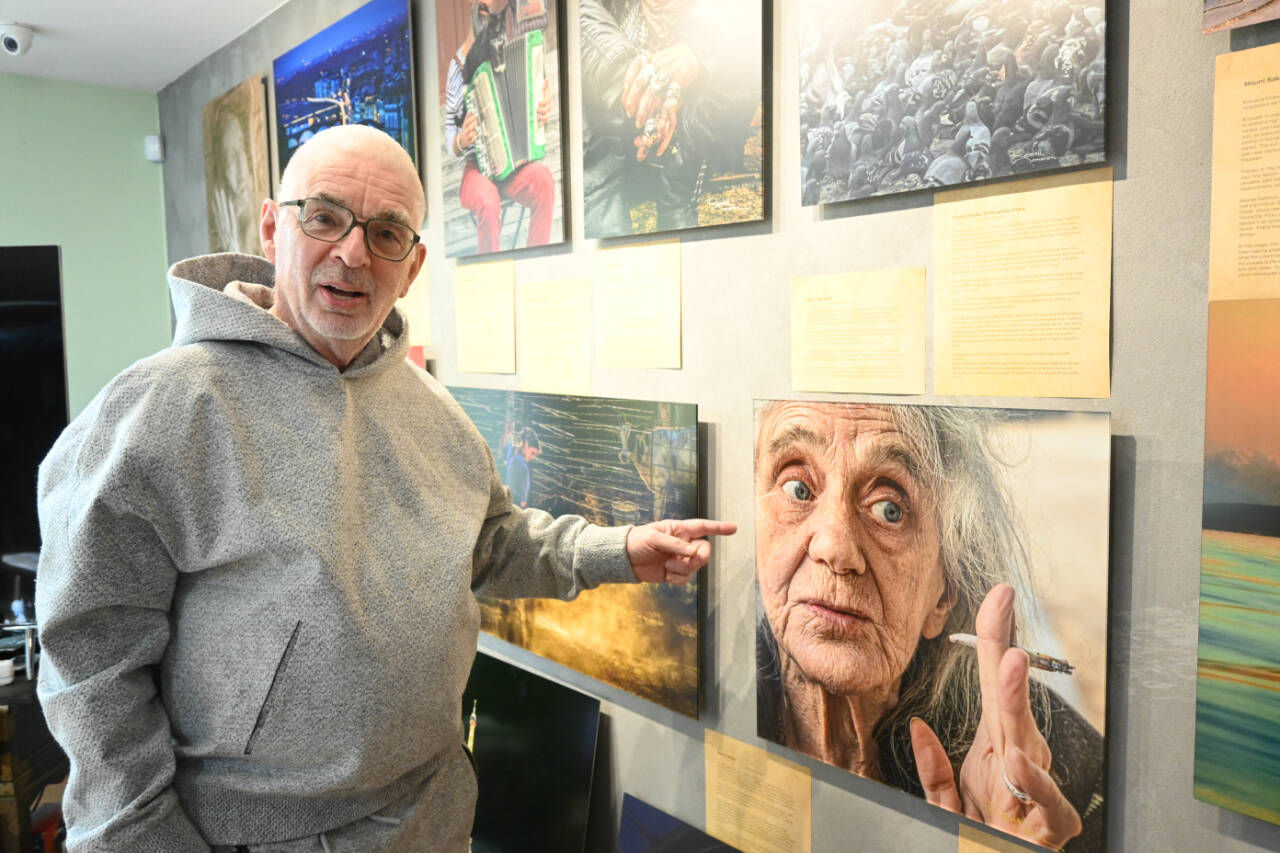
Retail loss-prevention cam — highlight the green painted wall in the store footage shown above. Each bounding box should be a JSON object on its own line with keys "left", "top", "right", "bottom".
{"left": 0, "top": 73, "right": 169, "bottom": 416}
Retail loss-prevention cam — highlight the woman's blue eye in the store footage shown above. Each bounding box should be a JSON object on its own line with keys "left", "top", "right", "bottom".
{"left": 870, "top": 499, "right": 903, "bottom": 523}
{"left": 781, "top": 480, "right": 812, "bottom": 501}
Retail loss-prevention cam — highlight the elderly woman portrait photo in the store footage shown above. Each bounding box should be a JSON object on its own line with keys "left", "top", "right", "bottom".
{"left": 754, "top": 400, "right": 1108, "bottom": 851}
{"left": 202, "top": 76, "right": 270, "bottom": 255}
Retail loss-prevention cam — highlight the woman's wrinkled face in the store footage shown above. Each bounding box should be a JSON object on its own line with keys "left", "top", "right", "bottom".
{"left": 755, "top": 402, "right": 954, "bottom": 696}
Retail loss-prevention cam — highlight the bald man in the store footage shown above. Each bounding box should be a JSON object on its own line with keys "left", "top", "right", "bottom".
{"left": 35, "top": 125, "right": 734, "bottom": 852}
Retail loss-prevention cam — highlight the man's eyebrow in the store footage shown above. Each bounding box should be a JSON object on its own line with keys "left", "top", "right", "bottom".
{"left": 311, "top": 191, "right": 348, "bottom": 209}
{"left": 371, "top": 208, "right": 413, "bottom": 228}
{"left": 311, "top": 191, "right": 413, "bottom": 228}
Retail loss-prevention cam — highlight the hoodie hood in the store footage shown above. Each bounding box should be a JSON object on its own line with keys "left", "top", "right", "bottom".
{"left": 167, "top": 252, "right": 409, "bottom": 377}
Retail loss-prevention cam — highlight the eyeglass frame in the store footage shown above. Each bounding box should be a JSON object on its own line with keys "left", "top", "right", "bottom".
{"left": 277, "top": 197, "right": 422, "bottom": 262}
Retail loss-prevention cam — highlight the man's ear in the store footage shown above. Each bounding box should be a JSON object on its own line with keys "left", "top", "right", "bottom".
{"left": 921, "top": 576, "right": 957, "bottom": 640}
{"left": 399, "top": 243, "right": 427, "bottom": 299}
{"left": 260, "top": 198, "right": 278, "bottom": 262}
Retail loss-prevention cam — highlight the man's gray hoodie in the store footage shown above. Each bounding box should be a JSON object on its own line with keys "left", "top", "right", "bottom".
{"left": 35, "top": 254, "right": 633, "bottom": 851}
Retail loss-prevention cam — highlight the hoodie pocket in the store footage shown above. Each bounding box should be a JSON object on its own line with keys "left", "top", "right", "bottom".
{"left": 244, "top": 620, "right": 302, "bottom": 755}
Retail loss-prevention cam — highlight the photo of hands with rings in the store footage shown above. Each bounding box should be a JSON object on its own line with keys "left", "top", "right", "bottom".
{"left": 580, "top": 0, "right": 765, "bottom": 238}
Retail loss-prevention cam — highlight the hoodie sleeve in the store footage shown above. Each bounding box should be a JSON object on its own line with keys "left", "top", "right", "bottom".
{"left": 470, "top": 449, "right": 637, "bottom": 600}
{"left": 35, "top": 387, "right": 211, "bottom": 853}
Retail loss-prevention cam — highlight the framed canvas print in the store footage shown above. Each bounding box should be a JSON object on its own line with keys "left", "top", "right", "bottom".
{"left": 1195, "top": 298, "right": 1280, "bottom": 826}
{"left": 203, "top": 75, "right": 271, "bottom": 254}
{"left": 753, "top": 400, "right": 1109, "bottom": 852}
{"left": 798, "top": 0, "right": 1106, "bottom": 205}
{"left": 579, "top": 0, "right": 766, "bottom": 238}
{"left": 1204, "top": 0, "right": 1280, "bottom": 32}
{"left": 464, "top": 652, "right": 601, "bottom": 853}
{"left": 619, "top": 793, "right": 741, "bottom": 853}
{"left": 435, "top": 0, "right": 568, "bottom": 256}
{"left": 273, "top": 0, "right": 418, "bottom": 173}
{"left": 450, "top": 386, "right": 701, "bottom": 716}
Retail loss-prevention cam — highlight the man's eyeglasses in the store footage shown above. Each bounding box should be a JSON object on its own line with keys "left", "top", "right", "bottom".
{"left": 278, "top": 197, "right": 421, "bottom": 262}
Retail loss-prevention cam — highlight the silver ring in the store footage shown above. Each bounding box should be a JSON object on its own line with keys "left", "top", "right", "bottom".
{"left": 1002, "top": 767, "right": 1032, "bottom": 805}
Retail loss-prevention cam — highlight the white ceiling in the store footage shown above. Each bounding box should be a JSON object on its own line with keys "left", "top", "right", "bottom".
{"left": 0, "top": 0, "right": 289, "bottom": 92}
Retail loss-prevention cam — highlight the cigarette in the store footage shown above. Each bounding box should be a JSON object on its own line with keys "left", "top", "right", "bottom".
{"left": 947, "top": 633, "right": 1075, "bottom": 675}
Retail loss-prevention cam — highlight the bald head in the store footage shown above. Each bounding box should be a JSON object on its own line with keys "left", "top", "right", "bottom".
{"left": 262, "top": 123, "right": 428, "bottom": 371}
{"left": 279, "top": 125, "right": 426, "bottom": 226}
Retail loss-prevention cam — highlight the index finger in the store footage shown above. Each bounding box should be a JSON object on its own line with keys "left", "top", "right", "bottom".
{"left": 667, "top": 519, "right": 738, "bottom": 539}
{"left": 975, "top": 583, "right": 1016, "bottom": 762}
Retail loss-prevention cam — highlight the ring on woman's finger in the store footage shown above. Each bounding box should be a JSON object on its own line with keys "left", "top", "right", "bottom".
{"left": 1002, "top": 767, "right": 1033, "bottom": 805}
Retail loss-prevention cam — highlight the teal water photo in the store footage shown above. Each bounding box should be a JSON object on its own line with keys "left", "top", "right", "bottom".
{"left": 1195, "top": 529, "right": 1280, "bottom": 825}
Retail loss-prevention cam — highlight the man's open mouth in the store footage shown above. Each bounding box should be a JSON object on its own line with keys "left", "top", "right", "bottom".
{"left": 321, "top": 284, "right": 364, "bottom": 299}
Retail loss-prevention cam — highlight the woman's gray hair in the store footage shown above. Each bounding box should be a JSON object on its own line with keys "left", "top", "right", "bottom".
{"left": 754, "top": 401, "right": 1041, "bottom": 781}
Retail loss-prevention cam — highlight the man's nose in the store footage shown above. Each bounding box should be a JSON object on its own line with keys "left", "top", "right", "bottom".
{"left": 331, "top": 223, "right": 370, "bottom": 267}
{"left": 806, "top": 494, "right": 866, "bottom": 576}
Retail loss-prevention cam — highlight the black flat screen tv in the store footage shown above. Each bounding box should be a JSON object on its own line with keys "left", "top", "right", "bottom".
{"left": 463, "top": 651, "right": 601, "bottom": 853}
{"left": 0, "top": 245, "right": 68, "bottom": 623}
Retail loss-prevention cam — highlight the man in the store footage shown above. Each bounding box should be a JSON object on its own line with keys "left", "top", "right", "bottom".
{"left": 35, "top": 124, "right": 733, "bottom": 852}
{"left": 501, "top": 425, "right": 540, "bottom": 508}
{"left": 444, "top": 0, "right": 556, "bottom": 253}
{"left": 620, "top": 401, "right": 696, "bottom": 521}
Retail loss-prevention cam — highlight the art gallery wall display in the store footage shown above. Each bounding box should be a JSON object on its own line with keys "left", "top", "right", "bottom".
{"left": 619, "top": 793, "right": 742, "bottom": 853}
{"left": 752, "top": 399, "right": 1110, "bottom": 852}
{"left": 435, "top": 0, "right": 568, "bottom": 257}
{"left": 1195, "top": 298, "right": 1280, "bottom": 826}
{"left": 202, "top": 75, "right": 271, "bottom": 254}
{"left": 579, "top": 0, "right": 766, "bottom": 239}
{"left": 449, "top": 386, "right": 701, "bottom": 716}
{"left": 272, "top": 0, "right": 417, "bottom": 173}
{"left": 799, "top": 0, "right": 1106, "bottom": 205}
{"left": 463, "top": 651, "right": 601, "bottom": 853}
{"left": 1204, "top": 0, "right": 1280, "bottom": 32}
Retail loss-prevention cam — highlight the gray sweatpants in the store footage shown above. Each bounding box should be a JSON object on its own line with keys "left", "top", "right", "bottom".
{"left": 211, "top": 755, "right": 476, "bottom": 853}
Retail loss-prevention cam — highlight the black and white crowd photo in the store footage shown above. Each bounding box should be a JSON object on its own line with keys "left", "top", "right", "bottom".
{"left": 799, "top": 0, "right": 1106, "bottom": 205}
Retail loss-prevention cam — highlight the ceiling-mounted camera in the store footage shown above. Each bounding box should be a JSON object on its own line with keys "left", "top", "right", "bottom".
{"left": 1, "top": 24, "right": 34, "bottom": 57}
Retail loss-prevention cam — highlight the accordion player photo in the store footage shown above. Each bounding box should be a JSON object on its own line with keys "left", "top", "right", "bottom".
{"left": 466, "top": 28, "right": 547, "bottom": 180}
{"left": 437, "top": 0, "right": 567, "bottom": 258}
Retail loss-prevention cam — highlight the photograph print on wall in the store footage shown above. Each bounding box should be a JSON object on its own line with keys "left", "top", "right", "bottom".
{"left": 434, "top": 0, "right": 567, "bottom": 257}
{"left": 799, "top": 0, "right": 1106, "bottom": 205}
{"left": 1204, "top": 0, "right": 1280, "bottom": 33}
{"left": 203, "top": 75, "right": 271, "bottom": 255}
{"left": 753, "top": 400, "right": 1109, "bottom": 852}
{"left": 272, "top": 0, "right": 417, "bottom": 173}
{"left": 450, "top": 387, "right": 701, "bottom": 716}
{"left": 1196, "top": 298, "right": 1280, "bottom": 827}
{"left": 579, "top": 0, "right": 765, "bottom": 239}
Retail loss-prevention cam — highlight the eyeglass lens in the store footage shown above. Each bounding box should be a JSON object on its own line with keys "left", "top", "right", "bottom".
{"left": 297, "top": 198, "right": 415, "bottom": 260}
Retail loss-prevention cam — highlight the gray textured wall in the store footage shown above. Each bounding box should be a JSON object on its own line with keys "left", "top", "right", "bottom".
{"left": 157, "top": 0, "right": 1280, "bottom": 850}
